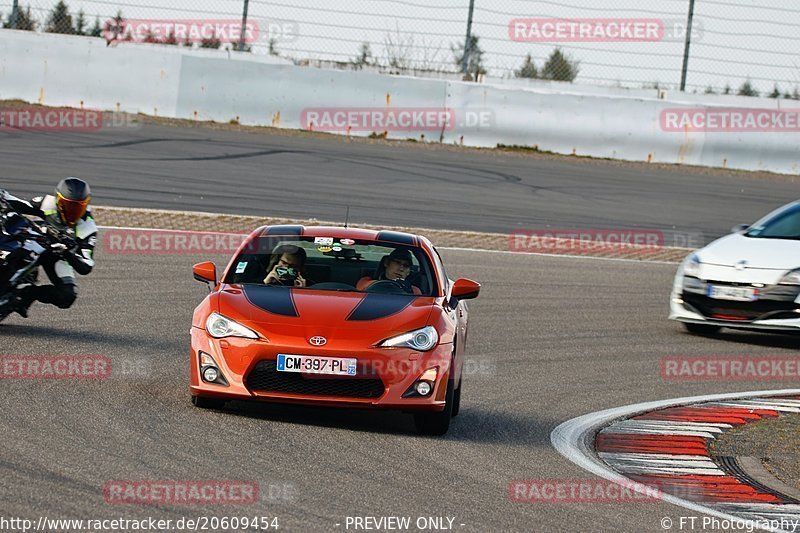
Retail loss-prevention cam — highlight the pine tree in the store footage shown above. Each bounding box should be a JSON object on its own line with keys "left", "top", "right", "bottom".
{"left": 541, "top": 48, "right": 580, "bottom": 82}
{"left": 89, "top": 17, "right": 102, "bottom": 38}
{"left": 515, "top": 54, "right": 538, "bottom": 79}
{"left": 74, "top": 9, "right": 87, "bottom": 35}
{"left": 163, "top": 31, "right": 180, "bottom": 46}
{"left": 737, "top": 79, "right": 758, "bottom": 97}
{"left": 200, "top": 32, "right": 221, "bottom": 49}
{"left": 704, "top": 86, "right": 716, "bottom": 94}
{"left": 452, "top": 35, "right": 487, "bottom": 76}
{"left": 768, "top": 84, "right": 781, "bottom": 98}
{"left": 4, "top": 5, "right": 36, "bottom": 30}
{"left": 45, "top": 1, "right": 74, "bottom": 34}
{"left": 722, "top": 84, "right": 732, "bottom": 95}
{"left": 143, "top": 29, "right": 160, "bottom": 44}
{"left": 103, "top": 9, "right": 130, "bottom": 42}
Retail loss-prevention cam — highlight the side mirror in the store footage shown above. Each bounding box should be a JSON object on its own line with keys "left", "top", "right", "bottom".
{"left": 193, "top": 262, "right": 217, "bottom": 286}
{"left": 731, "top": 224, "right": 749, "bottom": 234}
{"left": 451, "top": 278, "right": 480, "bottom": 301}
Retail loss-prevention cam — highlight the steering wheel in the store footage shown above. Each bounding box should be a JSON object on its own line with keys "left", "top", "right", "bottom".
{"left": 365, "top": 279, "right": 414, "bottom": 294}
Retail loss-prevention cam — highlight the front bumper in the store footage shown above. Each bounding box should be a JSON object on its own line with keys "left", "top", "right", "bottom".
{"left": 189, "top": 327, "right": 453, "bottom": 411}
{"left": 669, "top": 275, "right": 800, "bottom": 331}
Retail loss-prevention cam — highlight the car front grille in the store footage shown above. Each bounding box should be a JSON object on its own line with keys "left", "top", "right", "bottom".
{"left": 683, "top": 293, "right": 799, "bottom": 322}
{"left": 245, "top": 360, "right": 385, "bottom": 399}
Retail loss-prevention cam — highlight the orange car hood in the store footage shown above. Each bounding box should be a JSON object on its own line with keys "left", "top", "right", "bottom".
{"left": 217, "top": 284, "right": 435, "bottom": 339}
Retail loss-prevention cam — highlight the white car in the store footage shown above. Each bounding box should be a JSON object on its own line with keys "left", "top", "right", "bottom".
{"left": 670, "top": 200, "right": 800, "bottom": 334}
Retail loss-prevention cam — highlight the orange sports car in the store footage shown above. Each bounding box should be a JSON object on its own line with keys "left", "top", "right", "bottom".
{"left": 190, "top": 225, "right": 480, "bottom": 435}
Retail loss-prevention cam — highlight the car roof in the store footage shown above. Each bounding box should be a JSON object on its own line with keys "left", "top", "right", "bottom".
{"left": 253, "top": 225, "right": 431, "bottom": 248}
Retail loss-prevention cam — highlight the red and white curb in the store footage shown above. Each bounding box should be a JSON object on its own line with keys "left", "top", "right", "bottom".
{"left": 552, "top": 389, "right": 800, "bottom": 533}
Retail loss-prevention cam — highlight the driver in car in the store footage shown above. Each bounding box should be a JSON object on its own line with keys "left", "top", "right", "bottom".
{"left": 357, "top": 248, "right": 422, "bottom": 294}
{"left": 263, "top": 244, "right": 308, "bottom": 287}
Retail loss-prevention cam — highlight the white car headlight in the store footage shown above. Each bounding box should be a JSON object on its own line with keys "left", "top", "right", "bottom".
{"left": 380, "top": 326, "right": 439, "bottom": 351}
{"left": 683, "top": 253, "right": 701, "bottom": 278}
{"left": 206, "top": 312, "right": 259, "bottom": 339}
{"left": 779, "top": 269, "right": 800, "bottom": 285}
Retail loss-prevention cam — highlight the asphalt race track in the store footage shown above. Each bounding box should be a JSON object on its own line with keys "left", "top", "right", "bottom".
{"left": 1, "top": 123, "right": 799, "bottom": 242}
{"left": 2, "top": 125, "right": 800, "bottom": 532}
{"left": 2, "top": 247, "right": 800, "bottom": 532}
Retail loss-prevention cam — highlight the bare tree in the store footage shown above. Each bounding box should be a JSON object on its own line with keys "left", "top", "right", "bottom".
{"left": 417, "top": 36, "right": 445, "bottom": 72}
{"left": 384, "top": 26, "right": 414, "bottom": 70}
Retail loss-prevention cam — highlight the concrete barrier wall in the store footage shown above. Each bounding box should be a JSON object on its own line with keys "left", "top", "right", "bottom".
{"left": 1, "top": 30, "right": 798, "bottom": 174}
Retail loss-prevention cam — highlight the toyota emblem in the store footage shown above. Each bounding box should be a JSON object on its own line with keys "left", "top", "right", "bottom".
{"left": 309, "top": 336, "right": 327, "bottom": 346}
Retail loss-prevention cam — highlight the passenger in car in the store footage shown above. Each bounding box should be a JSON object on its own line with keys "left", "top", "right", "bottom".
{"left": 356, "top": 248, "right": 422, "bottom": 294}
{"left": 263, "top": 245, "right": 308, "bottom": 287}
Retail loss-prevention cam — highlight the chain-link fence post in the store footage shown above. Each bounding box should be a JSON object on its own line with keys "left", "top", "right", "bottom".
{"left": 679, "top": 0, "right": 696, "bottom": 92}
{"left": 10, "top": 0, "right": 19, "bottom": 29}
{"left": 237, "top": 0, "right": 250, "bottom": 52}
{"left": 460, "top": 0, "right": 475, "bottom": 76}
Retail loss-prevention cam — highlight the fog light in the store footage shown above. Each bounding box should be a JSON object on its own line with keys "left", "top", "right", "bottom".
{"left": 415, "top": 381, "right": 432, "bottom": 396}
{"left": 203, "top": 367, "right": 219, "bottom": 383}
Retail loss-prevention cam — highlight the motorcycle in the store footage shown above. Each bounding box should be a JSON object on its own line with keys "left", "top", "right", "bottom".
{"left": 0, "top": 194, "right": 76, "bottom": 322}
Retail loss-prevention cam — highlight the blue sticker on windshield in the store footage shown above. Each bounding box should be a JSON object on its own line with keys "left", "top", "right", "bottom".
{"left": 235, "top": 262, "right": 247, "bottom": 274}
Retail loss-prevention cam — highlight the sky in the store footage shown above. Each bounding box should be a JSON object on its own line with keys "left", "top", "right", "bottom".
{"left": 3, "top": 0, "right": 799, "bottom": 94}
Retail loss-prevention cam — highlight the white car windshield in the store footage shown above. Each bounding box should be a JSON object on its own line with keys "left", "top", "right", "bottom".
{"left": 745, "top": 204, "right": 800, "bottom": 240}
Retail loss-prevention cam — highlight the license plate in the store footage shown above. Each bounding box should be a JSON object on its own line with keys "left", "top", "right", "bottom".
{"left": 706, "top": 285, "right": 758, "bottom": 302}
{"left": 276, "top": 354, "right": 357, "bottom": 376}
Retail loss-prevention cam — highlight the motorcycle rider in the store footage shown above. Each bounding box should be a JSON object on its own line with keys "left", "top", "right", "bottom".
{"left": 0, "top": 178, "right": 96, "bottom": 317}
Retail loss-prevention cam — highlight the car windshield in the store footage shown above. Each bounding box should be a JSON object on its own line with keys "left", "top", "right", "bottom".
{"left": 223, "top": 236, "right": 437, "bottom": 296}
{"left": 745, "top": 203, "right": 800, "bottom": 240}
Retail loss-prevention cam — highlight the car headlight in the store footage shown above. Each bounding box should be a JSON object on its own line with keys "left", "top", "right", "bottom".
{"left": 683, "top": 253, "right": 701, "bottom": 278}
{"left": 779, "top": 269, "right": 800, "bottom": 285}
{"left": 205, "top": 312, "right": 259, "bottom": 339}
{"left": 380, "top": 326, "right": 439, "bottom": 351}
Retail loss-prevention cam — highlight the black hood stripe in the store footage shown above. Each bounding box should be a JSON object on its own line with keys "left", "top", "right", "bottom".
{"left": 346, "top": 293, "right": 415, "bottom": 321}
{"left": 242, "top": 285, "right": 299, "bottom": 317}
